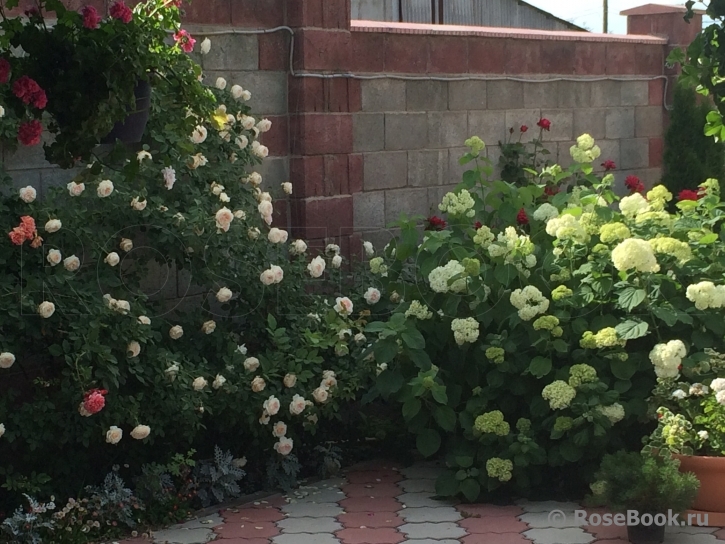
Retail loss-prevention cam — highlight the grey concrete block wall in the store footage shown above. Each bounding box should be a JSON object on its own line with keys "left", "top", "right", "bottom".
{"left": 352, "top": 77, "right": 665, "bottom": 233}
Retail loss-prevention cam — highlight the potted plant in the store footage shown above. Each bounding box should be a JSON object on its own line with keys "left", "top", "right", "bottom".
{"left": 0, "top": 0, "right": 209, "bottom": 168}
{"left": 586, "top": 450, "right": 700, "bottom": 544}
{"left": 644, "top": 350, "right": 725, "bottom": 517}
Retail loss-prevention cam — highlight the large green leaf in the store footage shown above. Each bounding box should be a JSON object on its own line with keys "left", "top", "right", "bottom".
{"left": 460, "top": 478, "right": 481, "bottom": 502}
{"left": 434, "top": 405, "right": 457, "bottom": 431}
{"left": 529, "top": 356, "right": 552, "bottom": 378}
{"left": 402, "top": 398, "right": 422, "bottom": 420}
{"left": 652, "top": 307, "right": 677, "bottom": 327}
{"left": 374, "top": 338, "right": 399, "bottom": 364}
{"left": 618, "top": 288, "right": 646, "bottom": 311}
{"left": 402, "top": 329, "right": 425, "bottom": 350}
{"left": 611, "top": 358, "right": 637, "bottom": 380}
{"left": 377, "top": 369, "right": 404, "bottom": 397}
{"left": 416, "top": 429, "right": 442, "bottom": 457}
{"left": 435, "top": 471, "right": 460, "bottom": 496}
{"left": 615, "top": 320, "right": 649, "bottom": 340}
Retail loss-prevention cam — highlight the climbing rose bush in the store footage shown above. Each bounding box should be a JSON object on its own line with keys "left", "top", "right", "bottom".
{"left": 361, "top": 134, "right": 725, "bottom": 501}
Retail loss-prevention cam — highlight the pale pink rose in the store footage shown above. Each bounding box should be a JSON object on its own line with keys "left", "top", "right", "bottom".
{"left": 364, "top": 287, "right": 381, "bottom": 305}
{"left": 259, "top": 412, "right": 271, "bottom": 425}
{"left": 258, "top": 200, "right": 273, "bottom": 220}
{"left": 106, "top": 426, "right": 122, "bottom": 444}
{"left": 268, "top": 228, "right": 288, "bottom": 244}
{"left": 283, "top": 373, "right": 297, "bottom": 388}
{"left": 216, "top": 287, "right": 232, "bottom": 302}
{"left": 263, "top": 395, "right": 281, "bottom": 416}
{"left": 169, "top": 325, "right": 184, "bottom": 340}
{"left": 272, "top": 421, "right": 287, "bottom": 438}
{"left": 130, "top": 424, "right": 150, "bottom": 439}
{"left": 274, "top": 436, "right": 293, "bottom": 456}
{"left": 0, "top": 352, "right": 15, "bottom": 369}
{"left": 67, "top": 182, "right": 85, "bottom": 196}
{"left": 248, "top": 227, "right": 260, "bottom": 240}
{"left": 215, "top": 207, "right": 234, "bottom": 232}
{"left": 312, "top": 386, "right": 329, "bottom": 404}
{"left": 290, "top": 240, "right": 307, "bottom": 255}
{"left": 97, "top": 180, "right": 114, "bottom": 198}
{"left": 119, "top": 238, "right": 133, "bottom": 252}
{"left": 38, "top": 301, "right": 55, "bottom": 318}
{"left": 333, "top": 297, "right": 353, "bottom": 316}
{"left": 78, "top": 402, "right": 92, "bottom": 417}
{"left": 252, "top": 140, "right": 269, "bottom": 158}
{"left": 242, "top": 116, "right": 256, "bottom": 130}
{"left": 131, "top": 197, "right": 147, "bottom": 210}
{"left": 63, "top": 255, "right": 80, "bottom": 271}
{"left": 258, "top": 191, "right": 272, "bottom": 203}
{"left": 231, "top": 84, "right": 244, "bottom": 99}
{"left": 251, "top": 376, "right": 266, "bottom": 393}
{"left": 235, "top": 135, "right": 248, "bottom": 149}
{"left": 271, "top": 265, "right": 284, "bottom": 283}
{"left": 45, "top": 219, "right": 61, "bottom": 233}
{"left": 46, "top": 249, "right": 62, "bottom": 266}
{"left": 244, "top": 357, "right": 260, "bottom": 372}
{"left": 104, "top": 252, "right": 120, "bottom": 267}
{"left": 260, "top": 269, "right": 276, "bottom": 285}
{"left": 201, "top": 320, "right": 216, "bottom": 334}
{"left": 322, "top": 376, "right": 337, "bottom": 389}
{"left": 193, "top": 377, "right": 208, "bottom": 391}
{"left": 248, "top": 172, "right": 262, "bottom": 186}
{"left": 127, "top": 341, "right": 141, "bottom": 358}
{"left": 190, "top": 125, "right": 207, "bottom": 144}
{"left": 307, "top": 256, "right": 326, "bottom": 278}
{"left": 257, "top": 119, "right": 272, "bottom": 132}
{"left": 19, "top": 185, "right": 36, "bottom": 203}
{"left": 289, "top": 394, "right": 307, "bottom": 415}
{"left": 281, "top": 182, "right": 292, "bottom": 195}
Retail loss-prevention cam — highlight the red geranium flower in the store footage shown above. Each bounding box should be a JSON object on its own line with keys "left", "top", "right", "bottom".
{"left": 520, "top": 125, "right": 528, "bottom": 133}
{"left": 474, "top": 221, "right": 483, "bottom": 230}
{"left": 516, "top": 208, "right": 529, "bottom": 225}
{"left": 624, "top": 175, "right": 645, "bottom": 195}
{"left": 678, "top": 189, "right": 700, "bottom": 201}
{"left": 537, "top": 118, "right": 551, "bottom": 131}
{"left": 544, "top": 185, "right": 559, "bottom": 197}
{"left": 18, "top": 120, "right": 42, "bottom": 146}
{"left": 0, "top": 58, "right": 10, "bottom": 84}
{"left": 173, "top": 29, "right": 196, "bottom": 53}
{"left": 109, "top": 1, "right": 133, "bottom": 23}
{"left": 81, "top": 5, "right": 101, "bottom": 29}
{"left": 12, "top": 76, "right": 47, "bottom": 109}
{"left": 601, "top": 159, "right": 616, "bottom": 171}
{"left": 425, "top": 216, "right": 447, "bottom": 231}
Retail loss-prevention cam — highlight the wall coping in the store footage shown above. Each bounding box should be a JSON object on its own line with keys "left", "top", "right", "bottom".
{"left": 620, "top": 3, "right": 705, "bottom": 16}
{"left": 350, "top": 20, "right": 668, "bottom": 44}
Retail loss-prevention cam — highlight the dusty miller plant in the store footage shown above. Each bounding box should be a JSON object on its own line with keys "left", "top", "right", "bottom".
{"left": 193, "top": 446, "right": 245, "bottom": 507}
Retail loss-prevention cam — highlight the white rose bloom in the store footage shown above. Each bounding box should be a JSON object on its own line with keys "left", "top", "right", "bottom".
{"left": 248, "top": 227, "right": 261, "bottom": 240}
{"left": 234, "top": 209, "right": 246, "bottom": 219}
{"left": 212, "top": 374, "right": 227, "bottom": 389}
{"left": 274, "top": 436, "right": 294, "bottom": 456}
{"left": 289, "top": 394, "right": 307, "bottom": 415}
{"left": 260, "top": 269, "right": 276, "bottom": 285}
{"left": 38, "top": 301, "right": 55, "bottom": 318}
{"left": 97, "top": 180, "right": 114, "bottom": 198}
{"left": 215, "top": 77, "right": 227, "bottom": 90}
{"left": 283, "top": 373, "right": 297, "bottom": 388}
{"left": 233, "top": 457, "right": 247, "bottom": 468}
{"left": 215, "top": 207, "right": 234, "bottom": 232}
{"left": 248, "top": 172, "right": 263, "bottom": 186}
{"left": 45, "top": 219, "right": 62, "bottom": 233}
{"left": 251, "top": 140, "right": 269, "bottom": 158}
{"left": 289, "top": 239, "right": 307, "bottom": 255}
{"left": 235, "top": 135, "right": 249, "bottom": 149}
{"left": 169, "top": 325, "right": 184, "bottom": 340}
{"left": 268, "top": 228, "right": 289, "bottom": 244}
{"left": 162, "top": 166, "right": 176, "bottom": 190}
{"left": 0, "top": 352, "right": 15, "bottom": 369}
{"left": 0, "top": 106, "right": 5, "bottom": 117}
{"left": 190, "top": 125, "right": 208, "bottom": 144}
{"left": 242, "top": 116, "right": 256, "bottom": 130}
{"left": 325, "top": 244, "right": 341, "bottom": 256}
{"left": 119, "top": 238, "right": 133, "bottom": 252}
{"left": 200, "top": 37, "right": 211, "bottom": 54}
{"left": 130, "top": 425, "right": 151, "bottom": 440}
{"left": 138, "top": 316, "right": 151, "bottom": 325}
{"left": 243, "top": 357, "right": 260, "bottom": 372}
{"left": 46, "top": 249, "right": 62, "bottom": 266}
{"left": 263, "top": 395, "right": 281, "bottom": 416}
{"left": 0, "top": 423, "right": 4, "bottom": 437}
{"left": 331, "top": 255, "right": 342, "bottom": 269}
{"left": 165, "top": 362, "right": 180, "bottom": 381}
{"left": 131, "top": 197, "right": 147, "bottom": 210}
{"left": 106, "top": 426, "right": 123, "bottom": 444}
{"left": 137, "top": 150, "right": 152, "bottom": 162}
{"left": 282, "top": 182, "right": 292, "bottom": 195}
{"left": 354, "top": 332, "right": 366, "bottom": 344}
{"left": 201, "top": 320, "right": 216, "bottom": 334}
{"left": 333, "top": 297, "right": 353, "bottom": 316}
{"left": 67, "top": 182, "right": 85, "bottom": 196}
{"left": 241, "top": 89, "right": 252, "bottom": 101}
{"left": 273, "top": 421, "right": 287, "bottom": 438}
{"left": 251, "top": 376, "right": 266, "bottom": 392}
{"left": 113, "top": 300, "right": 130, "bottom": 314}
{"left": 127, "top": 341, "right": 141, "bottom": 358}
{"left": 104, "top": 252, "right": 120, "bottom": 267}
{"left": 699, "top": 430, "right": 709, "bottom": 440}
{"left": 216, "top": 287, "right": 233, "bottom": 302}
{"left": 257, "top": 119, "right": 272, "bottom": 132}
{"left": 19, "top": 185, "right": 37, "bottom": 203}
{"left": 219, "top": 192, "right": 231, "bottom": 203}
{"left": 237, "top": 344, "right": 247, "bottom": 355}
{"left": 193, "top": 377, "right": 208, "bottom": 391}
{"left": 312, "top": 386, "right": 329, "bottom": 404}
{"left": 307, "top": 256, "right": 326, "bottom": 278}
{"left": 717, "top": 390, "right": 725, "bottom": 405}
{"left": 271, "top": 264, "right": 284, "bottom": 283}
{"left": 363, "top": 241, "right": 374, "bottom": 257}
{"left": 259, "top": 412, "right": 271, "bottom": 425}
{"left": 231, "top": 84, "right": 244, "bottom": 99}
{"left": 364, "top": 287, "right": 381, "bottom": 305}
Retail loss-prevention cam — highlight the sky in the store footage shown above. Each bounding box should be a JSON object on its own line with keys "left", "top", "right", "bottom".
{"left": 525, "top": 0, "right": 697, "bottom": 34}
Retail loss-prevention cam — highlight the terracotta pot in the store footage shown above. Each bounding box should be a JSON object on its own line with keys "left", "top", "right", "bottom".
{"left": 675, "top": 454, "right": 725, "bottom": 513}
{"left": 627, "top": 522, "right": 665, "bottom": 544}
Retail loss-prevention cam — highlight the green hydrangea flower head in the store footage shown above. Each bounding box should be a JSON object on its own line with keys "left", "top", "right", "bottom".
{"left": 474, "top": 410, "right": 510, "bottom": 436}
{"left": 485, "top": 346, "right": 505, "bottom": 363}
{"left": 551, "top": 285, "right": 573, "bottom": 301}
{"left": 551, "top": 326, "right": 563, "bottom": 338}
{"left": 465, "top": 136, "right": 485, "bottom": 154}
{"left": 486, "top": 457, "right": 513, "bottom": 482}
{"left": 462, "top": 257, "right": 481, "bottom": 277}
{"left": 599, "top": 222, "right": 631, "bottom": 244}
{"left": 590, "top": 480, "right": 607, "bottom": 495}
{"left": 542, "top": 380, "right": 577, "bottom": 410}
{"left": 568, "top": 364, "right": 598, "bottom": 388}
{"left": 516, "top": 418, "right": 532, "bottom": 433}
{"left": 553, "top": 416, "right": 574, "bottom": 432}
{"left": 533, "top": 315, "right": 560, "bottom": 331}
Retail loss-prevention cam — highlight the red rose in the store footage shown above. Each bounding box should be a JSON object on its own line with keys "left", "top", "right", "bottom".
{"left": 601, "top": 159, "right": 616, "bottom": 171}
{"left": 0, "top": 58, "right": 10, "bottom": 84}
{"left": 537, "top": 118, "right": 551, "bottom": 131}
{"left": 18, "top": 120, "right": 42, "bottom": 146}
{"left": 520, "top": 125, "right": 528, "bottom": 133}
{"left": 678, "top": 189, "right": 700, "bottom": 201}
{"left": 81, "top": 5, "right": 102, "bottom": 29}
{"left": 516, "top": 208, "right": 529, "bottom": 225}
{"left": 425, "top": 216, "right": 447, "bottom": 231}
{"left": 544, "top": 185, "right": 559, "bottom": 197}
{"left": 82, "top": 390, "right": 106, "bottom": 415}
{"left": 109, "top": 1, "right": 133, "bottom": 23}
{"left": 624, "top": 175, "right": 645, "bottom": 195}
{"left": 474, "top": 221, "right": 483, "bottom": 230}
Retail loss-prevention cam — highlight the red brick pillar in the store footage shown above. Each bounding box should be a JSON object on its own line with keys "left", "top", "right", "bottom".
{"left": 287, "top": 0, "right": 362, "bottom": 253}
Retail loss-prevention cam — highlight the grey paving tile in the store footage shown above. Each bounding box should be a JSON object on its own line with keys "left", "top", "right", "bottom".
{"left": 399, "top": 521, "right": 467, "bottom": 540}
{"left": 397, "top": 492, "right": 450, "bottom": 508}
{"left": 399, "top": 479, "right": 437, "bottom": 493}
{"left": 523, "top": 527, "right": 594, "bottom": 544}
{"left": 517, "top": 500, "right": 582, "bottom": 513}
{"left": 272, "top": 534, "right": 342, "bottom": 544}
{"left": 519, "top": 510, "right": 584, "bottom": 528}
{"left": 399, "top": 465, "right": 444, "bottom": 480}
{"left": 279, "top": 502, "right": 344, "bottom": 517}
{"left": 277, "top": 516, "right": 342, "bottom": 533}
{"left": 669, "top": 525, "right": 719, "bottom": 534}
{"left": 285, "top": 488, "right": 346, "bottom": 503}
{"left": 399, "top": 506, "right": 462, "bottom": 523}
{"left": 400, "top": 540, "right": 461, "bottom": 544}
{"left": 172, "top": 514, "right": 223, "bottom": 530}
{"left": 664, "top": 534, "right": 721, "bottom": 544}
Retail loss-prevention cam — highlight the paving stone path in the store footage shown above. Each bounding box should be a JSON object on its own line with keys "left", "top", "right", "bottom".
{"left": 118, "top": 460, "right": 725, "bottom": 544}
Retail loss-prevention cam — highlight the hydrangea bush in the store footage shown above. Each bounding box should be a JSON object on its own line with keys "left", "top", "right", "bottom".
{"left": 0, "top": 14, "right": 377, "bottom": 523}
{"left": 362, "top": 134, "right": 725, "bottom": 500}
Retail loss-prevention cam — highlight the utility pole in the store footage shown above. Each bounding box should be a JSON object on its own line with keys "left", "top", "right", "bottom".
{"left": 603, "top": 0, "right": 609, "bottom": 32}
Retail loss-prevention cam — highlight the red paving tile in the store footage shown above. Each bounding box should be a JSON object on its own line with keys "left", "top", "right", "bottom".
{"left": 221, "top": 508, "right": 285, "bottom": 523}
{"left": 338, "top": 511, "right": 405, "bottom": 528}
{"left": 459, "top": 516, "right": 529, "bottom": 533}
{"left": 213, "top": 520, "right": 280, "bottom": 539}
{"left": 336, "top": 527, "right": 406, "bottom": 544}
{"left": 116, "top": 539, "right": 147, "bottom": 544}
{"left": 218, "top": 540, "right": 271, "bottom": 544}
{"left": 345, "top": 471, "right": 403, "bottom": 484}
{"left": 590, "top": 540, "right": 628, "bottom": 543}
{"left": 342, "top": 483, "right": 403, "bottom": 498}
{"left": 339, "top": 496, "right": 402, "bottom": 512}
{"left": 584, "top": 523, "right": 628, "bottom": 540}
{"left": 457, "top": 504, "right": 525, "bottom": 517}
{"left": 716, "top": 528, "right": 725, "bottom": 539}
{"left": 461, "top": 533, "right": 533, "bottom": 543}
{"left": 347, "top": 460, "right": 403, "bottom": 471}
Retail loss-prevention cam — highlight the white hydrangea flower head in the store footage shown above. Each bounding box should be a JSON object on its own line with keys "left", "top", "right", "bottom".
{"left": 509, "top": 286, "right": 549, "bottom": 321}
{"left": 438, "top": 189, "right": 476, "bottom": 217}
{"left": 533, "top": 203, "right": 559, "bottom": 222}
{"left": 428, "top": 260, "right": 467, "bottom": 293}
{"left": 649, "top": 340, "right": 687, "bottom": 379}
{"left": 611, "top": 238, "right": 659, "bottom": 273}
